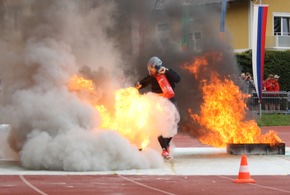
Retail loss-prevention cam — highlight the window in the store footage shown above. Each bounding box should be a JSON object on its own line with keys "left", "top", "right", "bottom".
{"left": 194, "top": 32, "right": 202, "bottom": 40}
{"left": 157, "top": 23, "right": 169, "bottom": 31}
{"left": 189, "top": 32, "right": 202, "bottom": 40}
{"left": 274, "top": 15, "right": 290, "bottom": 36}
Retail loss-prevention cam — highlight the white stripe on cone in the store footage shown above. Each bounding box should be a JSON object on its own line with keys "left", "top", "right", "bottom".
{"left": 239, "top": 165, "right": 249, "bottom": 173}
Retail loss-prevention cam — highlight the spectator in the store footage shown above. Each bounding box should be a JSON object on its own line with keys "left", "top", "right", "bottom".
{"left": 263, "top": 74, "right": 275, "bottom": 111}
{"left": 238, "top": 72, "right": 246, "bottom": 87}
{"left": 238, "top": 72, "right": 246, "bottom": 91}
{"left": 273, "top": 75, "right": 281, "bottom": 110}
{"left": 240, "top": 72, "right": 246, "bottom": 81}
{"left": 240, "top": 72, "right": 256, "bottom": 109}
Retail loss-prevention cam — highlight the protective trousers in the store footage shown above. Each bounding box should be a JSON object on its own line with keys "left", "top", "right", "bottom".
{"left": 158, "top": 136, "right": 172, "bottom": 151}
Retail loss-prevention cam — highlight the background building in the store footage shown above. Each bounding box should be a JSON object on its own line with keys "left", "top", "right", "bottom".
{"left": 1, "top": 0, "right": 290, "bottom": 53}
{"left": 226, "top": 0, "right": 290, "bottom": 51}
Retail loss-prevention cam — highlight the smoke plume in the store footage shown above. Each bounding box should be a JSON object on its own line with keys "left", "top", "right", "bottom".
{"left": 0, "top": 0, "right": 240, "bottom": 170}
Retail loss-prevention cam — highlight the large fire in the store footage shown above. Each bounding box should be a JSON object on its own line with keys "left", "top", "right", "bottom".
{"left": 67, "top": 52, "right": 282, "bottom": 150}
{"left": 67, "top": 76, "right": 161, "bottom": 150}
{"left": 183, "top": 52, "right": 283, "bottom": 148}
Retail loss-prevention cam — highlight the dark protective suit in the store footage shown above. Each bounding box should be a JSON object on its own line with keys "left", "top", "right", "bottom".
{"left": 137, "top": 68, "right": 181, "bottom": 152}
{"left": 138, "top": 68, "right": 181, "bottom": 104}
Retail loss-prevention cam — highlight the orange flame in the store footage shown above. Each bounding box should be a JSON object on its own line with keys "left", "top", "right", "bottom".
{"left": 183, "top": 52, "right": 283, "bottom": 148}
{"left": 67, "top": 75, "right": 155, "bottom": 149}
{"left": 67, "top": 75, "right": 100, "bottom": 106}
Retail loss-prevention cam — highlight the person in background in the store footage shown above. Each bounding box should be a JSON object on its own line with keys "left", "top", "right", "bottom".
{"left": 240, "top": 72, "right": 246, "bottom": 79}
{"left": 240, "top": 72, "right": 256, "bottom": 109}
{"left": 263, "top": 74, "right": 275, "bottom": 111}
{"left": 135, "top": 56, "right": 181, "bottom": 159}
{"left": 238, "top": 72, "right": 245, "bottom": 90}
{"left": 273, "top": 75, "right": 281, "bottom": 111}
{"left": 238, "top": 72, "right": 246, "bottom": 86}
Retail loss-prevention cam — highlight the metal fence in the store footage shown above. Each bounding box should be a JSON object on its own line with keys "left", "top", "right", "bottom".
{"left": 248, "top": 91, "right": 290, "bottom": 114}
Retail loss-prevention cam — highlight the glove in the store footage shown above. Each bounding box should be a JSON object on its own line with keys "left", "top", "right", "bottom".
{"left": 135, "top": 82, "right": 142, "bottom": 89}
{"left": 157, "top": 66, "right": 167, "bottom": 75}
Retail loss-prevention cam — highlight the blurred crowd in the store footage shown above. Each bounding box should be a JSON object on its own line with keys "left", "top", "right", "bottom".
{"left": 238, "top": 72, "right": 281, "bottom": 111}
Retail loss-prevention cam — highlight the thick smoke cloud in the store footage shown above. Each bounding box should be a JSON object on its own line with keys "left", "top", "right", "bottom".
{"left": 128, "top": 1, "right": 240, "bottom": 132}
{"left": 0, "top": 0, "right": 240, "bottom": 170}
{"left": 0, "top": 0, "right": 174, "bottom": 171}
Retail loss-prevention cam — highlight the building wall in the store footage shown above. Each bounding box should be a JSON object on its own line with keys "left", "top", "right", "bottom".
{"left": 226, "top": 0, "right": 250, "bottom": 50}
{"left": 226, "top": 0, "right": 290, "bottom": 50}
{"left": 263, "top": 0, "right": 290, "bottom": 36}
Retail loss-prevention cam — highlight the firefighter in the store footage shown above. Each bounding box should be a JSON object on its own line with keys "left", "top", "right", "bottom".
{"left": 135, "top": 56, "right": 181, "bottom": 159}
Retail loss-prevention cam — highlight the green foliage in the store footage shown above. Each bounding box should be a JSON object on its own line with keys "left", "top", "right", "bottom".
{"left": 236, "top": 50, "right": 252, "bottom": 74}
{"left": 257, "top": 114, "right": 290, "bottom": 126}
{"left": 236, "top": 50, "right": 290, "bottom": 91}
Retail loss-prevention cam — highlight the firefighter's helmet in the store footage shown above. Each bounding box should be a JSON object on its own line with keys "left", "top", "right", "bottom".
{"left": 147, "top": 56, "right": 162, "bottom": 76}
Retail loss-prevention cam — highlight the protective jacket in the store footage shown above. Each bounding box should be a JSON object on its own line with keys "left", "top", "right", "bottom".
{"left": 138, "top": 68, "right": 180, "bottom": 102}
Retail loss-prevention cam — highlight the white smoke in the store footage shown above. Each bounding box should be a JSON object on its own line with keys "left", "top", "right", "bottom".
{"left": 0, "top": 124, "right": 17, "bottom": 160}
{"left": 20, "top": 130, "right": 162, "bottom": 171}
{"left": 145, "top": 92, "right": 180, "bottom": 138}
{"left": 0, "top": 0, "right": 177, "bottom": 171}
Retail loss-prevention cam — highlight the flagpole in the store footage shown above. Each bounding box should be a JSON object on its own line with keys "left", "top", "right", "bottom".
{"left": 181, "top": 3, "right": 190, "bottom": 51}
{"left": 259, "top": 1, "right": 262, "bottom": 119}
{"left": 259, "top": 100, "right": 262, "bottom": 118}
{"left": 220, "top": 0, "right": 227, "bottom": 41}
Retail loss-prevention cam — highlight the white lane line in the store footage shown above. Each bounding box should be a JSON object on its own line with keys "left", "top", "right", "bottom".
{"left": 218, "top": 175, "right": 290, "bottom": 194}
{"left": 19, "top": 175, "right": 48, "bottom": 195}
{"left": 251, "top": 183, "right": 290, "bottom": 194}
{"left": 118, "top": 175, "right": 176, "bottom": 195}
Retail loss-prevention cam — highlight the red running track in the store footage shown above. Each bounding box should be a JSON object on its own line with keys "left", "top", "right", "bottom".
{"left": 0, "top": 126, "right": 289, "bottom": 195}
{"left": 1, "top": 175, "right": 290, "bottom": 195}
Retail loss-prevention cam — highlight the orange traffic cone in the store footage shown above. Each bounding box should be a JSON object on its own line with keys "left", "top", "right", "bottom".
{"left": 233, "top": 154, "right": 256, "bottom": 183}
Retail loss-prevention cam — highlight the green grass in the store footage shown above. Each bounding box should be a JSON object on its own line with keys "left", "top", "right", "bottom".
{"left": 257, "top": 114, "right": 290, "bottom": 126}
